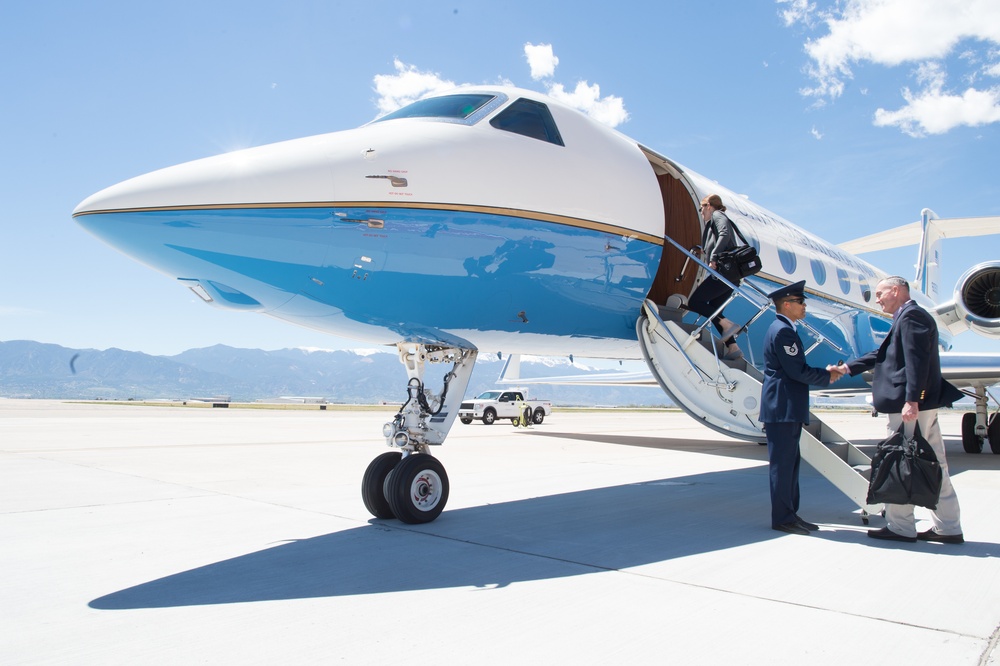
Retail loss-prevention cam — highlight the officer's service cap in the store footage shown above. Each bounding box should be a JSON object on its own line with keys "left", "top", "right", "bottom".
{"left": 768, "top": 280, "right": 807, "bottom": 302}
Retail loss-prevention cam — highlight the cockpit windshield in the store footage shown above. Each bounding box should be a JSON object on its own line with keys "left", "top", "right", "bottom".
{"left": 373, "top": 94, "right": 499, "bottom": 124}
{"left": 370, "top": 92, "right": 563, "bottom": 145}
{"left": 490, "top": 98, "right": 564, "bottom": 146}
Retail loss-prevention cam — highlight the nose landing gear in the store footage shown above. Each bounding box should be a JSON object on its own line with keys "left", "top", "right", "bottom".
{"left": 361, "top": 343, "right": 476, "bottom": 524}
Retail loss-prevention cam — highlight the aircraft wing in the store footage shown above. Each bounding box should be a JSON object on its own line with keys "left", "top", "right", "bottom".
{"left": 940, "top": 352, "right": 1000, "bottom": 389}
{"left": 495, "top": 351, "right": 1000, "bottom": 392}
{"left": 838, "top": 215, "right": 1000, "bottom": 254}
{"left": 497, "top": 370, "right": 658, "bottom": 387}
{"left": 496, "top": 354, "right": 657, "bottom": 387}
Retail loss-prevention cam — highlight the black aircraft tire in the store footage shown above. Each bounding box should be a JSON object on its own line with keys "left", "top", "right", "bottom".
{"left": 961, "top": 412, "right": 983, "bottom": 454}
{"left": 362, "top": 451, "right": 402, "bottom": 519}
{"left": 385, "top": 454, "right": 449, "bottom": 524}
{"left": 989, "top": 413, "right": 1000, "bottom": 455}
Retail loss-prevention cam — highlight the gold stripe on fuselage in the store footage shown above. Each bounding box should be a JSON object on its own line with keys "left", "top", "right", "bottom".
{"left": 72, "top": 200, "right": 665, "bottom": 247}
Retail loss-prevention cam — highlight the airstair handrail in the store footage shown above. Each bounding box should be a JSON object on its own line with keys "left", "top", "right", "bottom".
{"left": 662, "top": 235, "right": 843, "bottom": 355}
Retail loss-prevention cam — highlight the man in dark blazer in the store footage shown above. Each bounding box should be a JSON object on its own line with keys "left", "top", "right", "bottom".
{"left": 831, "top": 276, "right": 964, "bottom": 543}
{"left": 760, "top": 281, "right": 838, "bottom": 535}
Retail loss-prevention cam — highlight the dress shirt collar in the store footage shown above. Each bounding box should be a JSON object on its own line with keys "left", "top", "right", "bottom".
{"left": 894, "top": 299, "right": 915, "bottom": 320}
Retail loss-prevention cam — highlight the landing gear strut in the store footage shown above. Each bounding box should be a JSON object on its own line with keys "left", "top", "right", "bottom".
{"left": 361, "top": 343, "right": 477, "bottom": 523}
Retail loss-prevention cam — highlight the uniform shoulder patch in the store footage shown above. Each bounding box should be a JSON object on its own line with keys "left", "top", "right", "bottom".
{"left": 783, "top": 343, "right": 799, "bottom": 356}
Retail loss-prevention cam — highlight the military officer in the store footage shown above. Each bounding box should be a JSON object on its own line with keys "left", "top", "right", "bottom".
{"left": 760, "top": 281, "right": 839, "bottom": 535}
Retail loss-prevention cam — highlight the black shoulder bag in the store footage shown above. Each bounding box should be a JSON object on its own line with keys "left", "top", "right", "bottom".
{"left": 715, "top": 216, "right": 762, "bottom": 285}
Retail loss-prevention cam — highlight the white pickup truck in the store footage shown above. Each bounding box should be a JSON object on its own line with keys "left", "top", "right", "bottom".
{"left": 458, "top": 390, "right": 552, "bottom": 425}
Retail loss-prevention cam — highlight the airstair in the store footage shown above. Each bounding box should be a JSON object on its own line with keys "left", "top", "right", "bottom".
{"left": 638, "top": 239, "right": 884, "bottom": 520}
{"left": 800, "top": 415, "right": 883, "bottom": 521}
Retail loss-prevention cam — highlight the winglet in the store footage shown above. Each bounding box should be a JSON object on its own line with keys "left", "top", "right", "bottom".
{"left": 497, "top": 353, "right": 521, "bottom": 384}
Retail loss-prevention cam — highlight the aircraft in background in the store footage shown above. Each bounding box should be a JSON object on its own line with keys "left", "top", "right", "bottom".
{"left": 74, "top": 85, "right": 1000, "bottom": 524}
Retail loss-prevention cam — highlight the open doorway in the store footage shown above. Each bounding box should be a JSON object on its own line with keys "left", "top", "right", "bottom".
{"left": 642, "top": 153, "right": 702, "bottom": 306}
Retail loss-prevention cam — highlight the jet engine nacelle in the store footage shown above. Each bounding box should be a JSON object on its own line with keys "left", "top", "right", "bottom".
{"left": 937, "top": 262, "right": 1000, "bottom": 339}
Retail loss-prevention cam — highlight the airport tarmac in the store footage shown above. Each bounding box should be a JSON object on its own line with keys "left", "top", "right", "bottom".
{"left": 2, "top": 399, "right": 999, "bottom": 665}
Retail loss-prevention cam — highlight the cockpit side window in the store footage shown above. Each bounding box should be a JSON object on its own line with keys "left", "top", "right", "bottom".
{"left": 490, "top": 98, "right": 565, "bottom": 146}
{"left": 373, "top": 94, "right": 498, "bottom": 124}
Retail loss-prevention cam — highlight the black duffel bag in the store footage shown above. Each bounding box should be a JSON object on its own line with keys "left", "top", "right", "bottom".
{"left": 866, "top": 423, "right": 943, "bottom": 509}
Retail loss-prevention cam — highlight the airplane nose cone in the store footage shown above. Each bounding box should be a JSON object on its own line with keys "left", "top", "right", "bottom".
{"left": 70, "top": 135, "right": 359, "bottom": 317}
{"left": 74, "top": 133, "right": 339, "bottom": 217}
{"left": 73, "top": 167, "right": 180, "bottom": 216}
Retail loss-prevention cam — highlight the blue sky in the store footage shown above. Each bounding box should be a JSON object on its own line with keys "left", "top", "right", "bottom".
{"left": 2, "top": 0, "right": 998, "bottom": 356}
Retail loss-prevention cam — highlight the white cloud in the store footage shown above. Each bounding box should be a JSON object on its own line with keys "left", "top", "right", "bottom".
{"left": 799, "top": 0, "right": 1000, "bottom": 93}
{"left": 810, "top": 126, "right": 824, "bottom": 139}
{"left": 524, "top": 43, "right": 559, "bottom": 80}
{"left": 780, "top": 0, "right": 1000, "bottom": 135}
{"left": 372, "top": 58, "right": 455, "bottom": 116}
{"left": 873, "top": 59, "right": 1000, "bottom": 136}
{"left": 546, "top": 81, "right": 630, "bottom": 127}
{"left": 874, "top": 82, "right": 1000, "bottom": 137}
{"left": 777, "top": 0, "right": 819, "bottom": 28}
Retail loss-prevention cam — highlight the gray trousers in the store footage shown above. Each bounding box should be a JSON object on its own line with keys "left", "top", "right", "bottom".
{"left": 884, "top": 410, "right": 963, "bottom": 537}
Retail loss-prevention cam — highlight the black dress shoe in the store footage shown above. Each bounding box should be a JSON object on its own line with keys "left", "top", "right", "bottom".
{"left": 917, "top": 529, "right": 964, "bottom": 544}
{"left": 795, "top": 517, "right": 819, "bottom": 531}
{"left": 868, "top": 526, "right": 916, "bottom": 542}
{"left": 773, "top": 522, "right": 809, "bottom": 535}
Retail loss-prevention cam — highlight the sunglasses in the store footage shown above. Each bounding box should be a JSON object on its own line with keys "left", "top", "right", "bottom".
{"left": 784, "top": 297, "right": 805, "bottom": 304}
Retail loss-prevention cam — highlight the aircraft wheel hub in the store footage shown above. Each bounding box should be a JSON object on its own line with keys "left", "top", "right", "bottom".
{"left": 411, "top": 471, "right": 443, "bottom": 510}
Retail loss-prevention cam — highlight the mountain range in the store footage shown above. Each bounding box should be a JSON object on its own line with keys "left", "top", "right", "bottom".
{"left": 0, "top": 340, "right": 670, "bottom": 406}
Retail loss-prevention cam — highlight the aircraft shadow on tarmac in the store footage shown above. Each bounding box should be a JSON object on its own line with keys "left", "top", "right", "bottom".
{"left": 526, "top": 428, "right": 1000, "bottom": 474}
{"left": 523, "top": 430, "right": 771, "bottom": 462}
{"left": 89, "top": 459, "right": 999, "bottom": 610}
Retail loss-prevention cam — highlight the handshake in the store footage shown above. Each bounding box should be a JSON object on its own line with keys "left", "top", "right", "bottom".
{"left": 825, "top": 361, "right": 849, "bottom": 384}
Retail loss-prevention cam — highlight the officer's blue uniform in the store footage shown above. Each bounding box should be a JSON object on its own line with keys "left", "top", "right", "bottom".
{"left": 759, "top": 281, "right": 830, "bottom": 529}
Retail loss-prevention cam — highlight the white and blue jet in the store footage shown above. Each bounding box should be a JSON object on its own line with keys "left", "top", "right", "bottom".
{"left": 75, "top": 85, "right": 1000, "bottom": 523}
